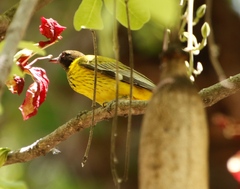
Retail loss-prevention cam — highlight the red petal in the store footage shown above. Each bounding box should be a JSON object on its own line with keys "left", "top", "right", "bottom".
{"left": 6, "top": 76, "right": 25, "bottom": 95}
{"left": 19, "top": 67, "right": 49, "bottom": 120}
{"left": 17, "top": 55, "right": 30, "bottom": 69}
{"left": 19, "top": 82, "right": 39, "bottom": 120}
{"left": 39, "top": 17, "right": 66, "bottom": 42}
{"left": 38, "top": 40, "right": 52, "bottom": 48}
{"left": 29, "top": 67, "right": 49, "bottom": 105}
{"left": 15, "top": 49, "right": 33, "bottom": 70}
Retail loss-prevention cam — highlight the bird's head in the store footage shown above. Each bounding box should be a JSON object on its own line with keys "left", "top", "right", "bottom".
{"left": 50, "top": 50, "right": 85, "bottom": 70}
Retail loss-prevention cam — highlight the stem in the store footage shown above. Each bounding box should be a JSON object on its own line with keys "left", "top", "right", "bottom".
{"left": 81, "top": 30, "right": 98, "bottom": 167}
{"left": 26, "top": 54, "right": 53, "bottom": 67}
{"left": 111, "top": 0, "right": 121, "bottom": 187}
{"left": 124, "top": 0, "right": 134, "bottom": 182}
{"left": 20, "top": 41, "right": 57, "bottom": 67}
{"left": 186, "top": 0, "right": 195, "bottom": 76}
{"left": 187, "top": 0, "right": 194, "bottom": 50}
{"left": 205, "top": 0, "right": 227, "bottom": 81}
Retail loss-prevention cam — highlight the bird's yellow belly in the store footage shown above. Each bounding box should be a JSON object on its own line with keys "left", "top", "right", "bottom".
{"left": 67, "top": 66, "right": 152, "bottom": 105}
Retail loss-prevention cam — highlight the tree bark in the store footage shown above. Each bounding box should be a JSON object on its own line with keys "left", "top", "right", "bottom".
{"left": 139, "top": 51, "right": 209, "bottom": 189}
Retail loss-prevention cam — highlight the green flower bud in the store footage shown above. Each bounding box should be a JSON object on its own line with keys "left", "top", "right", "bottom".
{"left": 201, "top": 22, "right": 211, "bottom": 38}
{"left": 196, "top": 4, "right": 207, "bottom": 18}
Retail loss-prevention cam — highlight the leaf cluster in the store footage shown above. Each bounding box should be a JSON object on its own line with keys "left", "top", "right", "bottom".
{"left": 73, "top": 0, "right": 181, "bottom": 31}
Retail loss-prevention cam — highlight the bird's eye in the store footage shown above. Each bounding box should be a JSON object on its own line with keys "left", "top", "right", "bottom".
{"left": 65, "top": 52, "right": 72, "bottom": 57}
{"left": 61, "top": 52, "right": 70, "bottom": 59}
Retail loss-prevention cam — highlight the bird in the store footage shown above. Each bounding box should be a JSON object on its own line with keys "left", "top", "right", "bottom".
{"left": 51, "top": 50, "right": 155, "bottom": 105}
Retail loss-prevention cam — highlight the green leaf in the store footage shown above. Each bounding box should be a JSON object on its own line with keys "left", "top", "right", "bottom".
{"left": 18, "top": 41, "right": 46, "bottom": 56}
{"left": 0, "top": 179, "right": 27, "bottom": 189}
{"left": 73, "top": 0, "right": 104, "bottom": 31}
{"left": 0, "top": 147, "right": 11, "bottom": 167}
{"left": 0, "top": 41, "right": 45, "bottom": 57}
{"left": 148, "top": 0, "right": 180, "bottom": 27}
{"left": 9, "top": 60, "right": 25, "bottom": 79}
{"left": 104, "top": 0, "right": 150, "bottom": 30}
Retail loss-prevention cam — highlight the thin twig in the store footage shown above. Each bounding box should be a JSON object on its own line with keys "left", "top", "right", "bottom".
{"left": 81, "top": 30, "right": 98, "bottom": 167}
{"left": 111, "top": 0, "right": 121, "bottom": 187}
{"left": 187, "top": 0, "right": 194, "bottom": 75}
{"left": 187, "top": 0, "right": 194, "bottom": 50}
{"left": 123, "top": 0, "right": 134, "bottom": 182}
{"left": 205, "top": 0, "right": 227, "bottom": 81}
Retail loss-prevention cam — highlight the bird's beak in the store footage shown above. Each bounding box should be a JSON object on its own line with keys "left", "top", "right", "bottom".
{"left": 49, "top": 55, "right": 60, "bottom": 64}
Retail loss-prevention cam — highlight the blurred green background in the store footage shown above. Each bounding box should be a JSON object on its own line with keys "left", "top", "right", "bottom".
{"left": 0, "top": 0, "right": 240, "bottom": 189}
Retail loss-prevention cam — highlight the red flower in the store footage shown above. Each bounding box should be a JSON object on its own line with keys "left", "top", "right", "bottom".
{"left": 5, "top": 17, "right": 66, "bottom": 120}
{"left": 5, "top": 49, "right": 32, "bottom": 96}
{"left": 19, "top": 67, "right": 49, "bottom": 120}
{"left": 39, "top": 17, "right": 66, "bottom": 48}
{"left": 6, "top": 49, "right": 50, "bottom": 120}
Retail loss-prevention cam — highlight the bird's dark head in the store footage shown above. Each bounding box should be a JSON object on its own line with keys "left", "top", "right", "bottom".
{"left": 50, "top": 50, "right": 85, "bottom": 70}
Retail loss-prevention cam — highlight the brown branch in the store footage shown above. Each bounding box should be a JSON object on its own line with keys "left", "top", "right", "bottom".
{"left": 200, "top": 73, "right": 240, "bottom": 107}
{"left": 0, "top": 4, "right": 18, "bottom": 40}
{"left": 4, "top": 100, "right": 148, "bottom": 165}
{"left": 3, "top": 72, "right": 240, "bottom": 166}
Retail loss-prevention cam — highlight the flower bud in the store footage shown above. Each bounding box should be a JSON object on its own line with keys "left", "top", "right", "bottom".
{"left": 196, "top": 4, "right": 206, "bottom": 18}
{"left": 201, "top": 22, "right": 211, "bottom": 38}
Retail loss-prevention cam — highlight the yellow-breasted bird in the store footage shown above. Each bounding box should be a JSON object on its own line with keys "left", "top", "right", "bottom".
{"left": 52, "top": 50, "right": 155, "bottom": 105}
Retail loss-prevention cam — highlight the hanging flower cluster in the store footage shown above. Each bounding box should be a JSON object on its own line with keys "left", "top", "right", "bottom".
{"left": 5, "top": 17, "right": 66, "bottom": 120}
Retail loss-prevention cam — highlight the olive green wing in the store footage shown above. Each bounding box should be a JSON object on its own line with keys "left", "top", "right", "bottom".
{"left": 77, "top": 55, "right": 155, "bottom": 91}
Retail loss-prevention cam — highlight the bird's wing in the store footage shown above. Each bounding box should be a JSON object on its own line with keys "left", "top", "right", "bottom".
{"left": 77, "top": 55, "right": 155, "bottom": 91}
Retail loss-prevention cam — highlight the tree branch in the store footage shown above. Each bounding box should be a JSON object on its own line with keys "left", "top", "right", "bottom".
{"left": 4, "top": 100, "right": 148, "bottom": 165}
{"left": 199, "top": 73, "right": 240, "bottom": 107}
{"left": 3, "top": 72, "right": 240, "bottom": 166}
